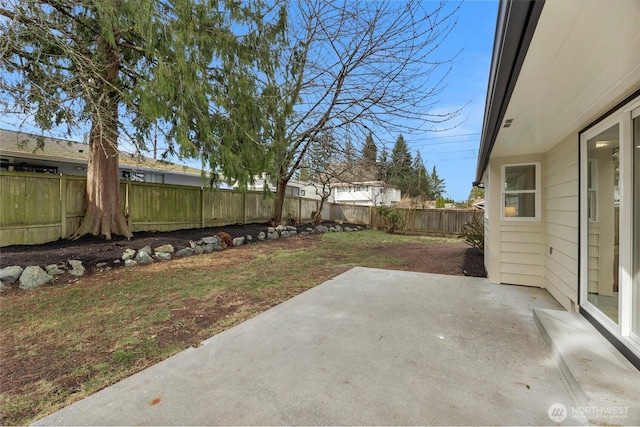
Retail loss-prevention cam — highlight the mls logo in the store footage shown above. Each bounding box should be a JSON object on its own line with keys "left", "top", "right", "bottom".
{"left": 548, "top": 403, "right": 567, "bottom": 422}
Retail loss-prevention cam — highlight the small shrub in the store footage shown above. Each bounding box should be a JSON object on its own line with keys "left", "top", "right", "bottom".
{"left": 376, "top": 205, "right": 403, "bottom": 234}
{"left": 460, "top": 212, "right": 484, "bottom": 254}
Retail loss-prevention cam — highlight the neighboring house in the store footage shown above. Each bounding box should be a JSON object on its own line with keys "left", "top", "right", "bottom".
{"left": 241, "top": 174, "right": 321, "bottom": 200}
{"left": 331, "top": 181, "right": 400, "bottom": 206}
{"left": 475, "top": 0, "right": 639, "bottom": 366}
{"left": 0, "top": 129, "right": 208, "bottom": 186}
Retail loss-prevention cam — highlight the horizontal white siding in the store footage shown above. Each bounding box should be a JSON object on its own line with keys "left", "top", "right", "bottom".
{"left": 543, "top": 135, "right": 578, "bottom": 311}
{"left": 500, "top": 225, "right": 544, "bottom": 287}
{"left": 484, "top": 216, "right": 490, "bottom": 275}
{"left": 486, "top": 154, "right": 545, "bottom": 287}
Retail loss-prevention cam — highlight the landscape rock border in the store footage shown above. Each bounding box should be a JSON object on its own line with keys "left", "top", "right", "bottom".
{"left": 0, "top": 223, "right": 364, "bottom": 291}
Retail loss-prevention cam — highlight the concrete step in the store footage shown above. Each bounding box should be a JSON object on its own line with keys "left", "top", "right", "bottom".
{"left": 533, "top": 308, "right": 640, "bottom": 424}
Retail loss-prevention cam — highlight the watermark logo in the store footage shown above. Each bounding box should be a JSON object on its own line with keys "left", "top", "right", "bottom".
{"left": 548, "top": 403, "right": 567, "bottom": 422}
{"left": 571, "top": 405, "right": 629, "bottom": 421}
{"left": 548, "top": 403, "right": 630, "bottom": 423}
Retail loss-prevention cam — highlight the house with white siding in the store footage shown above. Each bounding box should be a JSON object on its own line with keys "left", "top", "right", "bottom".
{"left": 331, "top": 181, "right": 400, "bottom": 206}
{"left": 240, "top": 174, "right": 321, "bottom": 200}
{"left": 475, "top": 0, "right": 639, "bottom": 366}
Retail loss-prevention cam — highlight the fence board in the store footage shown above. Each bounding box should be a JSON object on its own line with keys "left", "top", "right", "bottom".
{"left": 300, "top": 198, "right": 319, "bottom": 222}
{"left": 243, "top": 192, "right": 274, "bottom": 224}
{"left": 203, "top": 190, "right": 245, "bottom": 227}
{"left": 1, "top": 173, "right": 62, "bottom": 245}
{"left": 128, "top": 182, "right": 202, "bottom": 232}
{"left": 331, "top": 204, "right": 371, "bottom": 224}
{"left": 283, "top": 197, "right": 300, "bottom": 222}
{"left": 371, "top": 207, "right": 477, "bottom": 236}
{"left": 64, "top": 177, "right": 87, "bottom": 238}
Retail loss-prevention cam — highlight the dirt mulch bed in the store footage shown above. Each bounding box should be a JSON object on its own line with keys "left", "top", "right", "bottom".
{"left": 0, "top": 223, "right": 277, "bottom": 271}
{"left": 0, "top": 223, "right": 486, "bottom": 279}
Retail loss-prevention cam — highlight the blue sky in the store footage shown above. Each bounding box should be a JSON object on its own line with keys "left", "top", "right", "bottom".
{"left": 405, "top": 0, "right": 498, "bottom": 201}
{"left": 1, "top": 0, "right": 498, "bottom": 202}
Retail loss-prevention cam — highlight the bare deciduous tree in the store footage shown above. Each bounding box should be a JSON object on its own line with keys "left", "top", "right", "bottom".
{"left": 264, "top": 0, "right": 461, "bottom": 224}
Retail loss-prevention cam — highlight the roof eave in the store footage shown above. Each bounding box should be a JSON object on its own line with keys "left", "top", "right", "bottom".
{"left": 473, "top": 0, "right": 545, "bottom": 186}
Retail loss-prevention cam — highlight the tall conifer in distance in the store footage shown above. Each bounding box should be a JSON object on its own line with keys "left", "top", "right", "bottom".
{"left": 362, "top": 132, "right": 378, "bottom": 166}
{"left": 388, "top": 134, "right": 413, "bottom": 189}
{"left": 430, "top": 165, "right": 446, "bottom": 199}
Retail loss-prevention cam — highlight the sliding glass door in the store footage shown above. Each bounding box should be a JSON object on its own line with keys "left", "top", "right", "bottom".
{"left": 580, "top": 97, "right": 640, "bottom": 355}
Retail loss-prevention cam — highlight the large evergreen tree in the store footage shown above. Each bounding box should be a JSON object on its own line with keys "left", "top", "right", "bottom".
{"left": 0, "top": 0, "right": 284, "bottom": 239}
{"left": 388, "top": 134, "right": 413, "bottom": 190}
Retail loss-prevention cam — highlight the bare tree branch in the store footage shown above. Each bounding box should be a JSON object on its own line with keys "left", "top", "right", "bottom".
{"left": 264, "top": 0, "right": 462, "bottom": 223}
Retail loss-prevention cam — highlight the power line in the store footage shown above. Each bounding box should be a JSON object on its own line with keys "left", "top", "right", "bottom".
{"left": 438, "top": 156, "right": 477, "bottom": 162}
{"left": 418, "top": 132, "right": 480, "bottom": 140}
{"left": 410, "top": 138, "right": 480, "bottom": 147}
{"left": 425, "top": 149, "right": 477, "bottom": 155}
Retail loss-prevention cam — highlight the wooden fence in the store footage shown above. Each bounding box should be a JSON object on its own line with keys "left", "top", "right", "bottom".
{"left": 341, "top": 203, "right": 478, "bottom": 236}
{"left": 372, "top": 207, "right": 478, "bottom": 236}
{"left": 0, "top": 172, "right": 477, "bottom": 246}
{"left": 0, "top": 172, "right": 323, "bottom": 246}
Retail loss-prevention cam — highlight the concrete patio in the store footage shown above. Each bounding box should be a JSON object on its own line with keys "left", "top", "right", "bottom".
{"left": 34, "top": 267, "right": 639, "bottom": 426}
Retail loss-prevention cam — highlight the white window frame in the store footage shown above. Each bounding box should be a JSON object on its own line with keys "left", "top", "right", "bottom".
{"left": 500, "top": 162, "right": 541, "bottom": 221}
{"left": 587, "top": 158, "right": 598, "bottom": 222}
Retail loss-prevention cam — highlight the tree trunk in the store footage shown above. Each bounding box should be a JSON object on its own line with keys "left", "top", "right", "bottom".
{"left": 70, "top": 34, "right": 132, "bottom": 240}
{"left": 271, "top": 176, "right": 288, "bottom": 226}
{"left": 311, "top": 183, "right": 330, "bottom": 224}
{"left": 312, "top": 197, "right": 326, "bottom": 224}
{"left": 70, "top": 123, "right": 132, "bottom": 240}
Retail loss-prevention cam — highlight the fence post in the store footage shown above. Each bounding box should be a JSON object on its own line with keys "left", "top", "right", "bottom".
{"left": 369, "top": 206, "right": 373, "bottom": 228}
{"left": 201, "top": 187, "right": 205, "bottom": 229}
{"left": 243, "top": 191, "right": 247, "bottom": 224}
{"left": 298, "top": 196, "right": 302, "bottom": 222}
{"left": 442, "top": 209, "right": 448, "bottom": 235}
{"left": 60, "top": 174, "right": 66, "bottom": 238}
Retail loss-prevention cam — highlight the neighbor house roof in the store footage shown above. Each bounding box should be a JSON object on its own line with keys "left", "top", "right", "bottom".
{"left": 330, "top": 180, "right": 395, "bottom": 189}
{"left": 474, "top": 0, "right": 545, "bottom": 186}
{"left": 0, "top": 128, "right": 203, "bottom": 176}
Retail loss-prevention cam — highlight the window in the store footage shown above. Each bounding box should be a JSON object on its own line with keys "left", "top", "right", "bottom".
{"left": 501, "top": 163, "right": 540, "bottom": 220}
{"left": 144, "top": 172, "right": 164, "bottom": 184}
{"left": 122, "top": 170, "right": 144, "bottom": 181}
